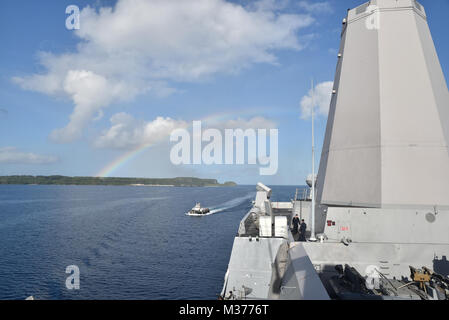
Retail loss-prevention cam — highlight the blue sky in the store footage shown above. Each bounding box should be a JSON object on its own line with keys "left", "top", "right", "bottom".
{"left": 0, "top": 0, "right": 448, "bottom": 185}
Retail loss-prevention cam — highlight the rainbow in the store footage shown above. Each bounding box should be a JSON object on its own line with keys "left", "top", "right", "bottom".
{"left": 95, "top": 143, "right": 151, "bottom": 177}
{"left": 94, "top": 107, "right": 281, "bottom": 177}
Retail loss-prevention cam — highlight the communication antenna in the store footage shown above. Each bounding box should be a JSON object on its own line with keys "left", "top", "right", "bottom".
{"left": 310, "top": 78, "right": 317, "bottom": 242}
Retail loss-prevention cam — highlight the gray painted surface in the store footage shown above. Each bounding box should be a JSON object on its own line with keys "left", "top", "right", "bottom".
{"left": 303, "top": 242, "right": 449, "bottom": 279}
{"left": 316, "top": 0, "right": 449, "bottom": 208}
{"left": 278, "top": 244, "right": 329, "bottom": 300}
{"left": 221, "top": 237, "right": 286, "bottom": 299}
{"left": 323, "top": 206, "right": 449, "bottom": 244}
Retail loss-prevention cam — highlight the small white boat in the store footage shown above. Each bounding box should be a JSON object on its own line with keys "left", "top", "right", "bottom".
{"left": 188, "top": 202, "right": 210, "bottom": 215}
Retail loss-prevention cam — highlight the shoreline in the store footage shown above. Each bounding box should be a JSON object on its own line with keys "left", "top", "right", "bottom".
{"left": 0, "top": 175, "right": 237, "bottom": 187}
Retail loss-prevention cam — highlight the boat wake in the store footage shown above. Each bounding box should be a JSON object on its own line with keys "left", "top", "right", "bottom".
{"left": 185, "top": 192, "right": 255, "bottom": 216}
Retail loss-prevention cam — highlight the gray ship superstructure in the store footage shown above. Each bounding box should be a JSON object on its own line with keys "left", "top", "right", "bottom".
{"left": 220, "top": 0, "right": 449, "bottom": 300}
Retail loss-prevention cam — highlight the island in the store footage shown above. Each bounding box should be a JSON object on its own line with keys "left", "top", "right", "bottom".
{"left": 0, "top": 175, "right": 237, "bottom": 187}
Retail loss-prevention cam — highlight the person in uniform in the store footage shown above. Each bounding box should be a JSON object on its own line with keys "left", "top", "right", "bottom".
{"left": 292, "top": 214, "right": 300, "bottom": 235}
{"left": 299, "top": 219, "right": 307, "bottom": 241}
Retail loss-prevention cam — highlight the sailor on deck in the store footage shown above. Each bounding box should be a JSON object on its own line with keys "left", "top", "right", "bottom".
{"left": 299, "top": 219, "right": 307, "bottom": 242}
{"left": 292, "top": 214, "right": 300, "bottom": 234}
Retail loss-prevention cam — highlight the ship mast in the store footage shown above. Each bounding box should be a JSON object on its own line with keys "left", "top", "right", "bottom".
{"left": 310, "top": 78, "right": 317, "bottom": 242}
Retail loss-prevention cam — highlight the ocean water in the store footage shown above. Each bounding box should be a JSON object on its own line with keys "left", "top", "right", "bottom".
{"left": 0, "top": 184, "right": 300, "bottom": 300}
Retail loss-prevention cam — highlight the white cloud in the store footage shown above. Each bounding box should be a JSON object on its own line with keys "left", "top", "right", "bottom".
{"left": 13, "top": 0, "right": 315, "bottom": 143}
{"left": 300, "top": 81, "right": 333, "bottom": 119}
{"left": 298, "top": 1, "right": 333, "bottom": 14}
{"left": 0, "top": 147, "right": 59, "bottom": 164}
{"left": 247, "top": 0, "right": 290, "bottom": 12}
{"left": 49, "top": 70, "right": 142, "bottom": 143}
{"left": 95, "top": 113, "right": 276, "bottom": 149}
{"left": 94, "top": 113, "right": 188, "bottom": 149}
{"left": 217, "top": 116, "right": 277, "bottom": 130}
